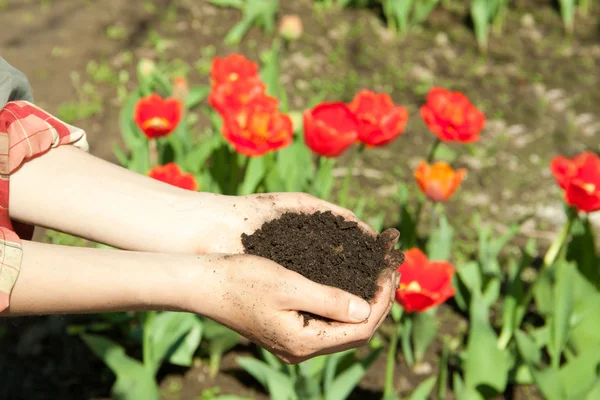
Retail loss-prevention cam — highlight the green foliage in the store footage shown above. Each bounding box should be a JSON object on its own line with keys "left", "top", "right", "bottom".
{"left": 210, "top": 0, "right": 279, "bottom": 45}
{"left": 237, "top": 347, "right": 381, "bottom": 400}
{"left": 81, "top": 312, "right": 203, "bottom": 400}
{"left": 382, "top": 0, "right": 441, "bottom": 35}
{"left": 470, "top": 0, "right": 511, "bottom": 52}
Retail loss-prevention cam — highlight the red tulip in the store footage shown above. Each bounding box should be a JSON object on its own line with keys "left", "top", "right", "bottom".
{"left": 134, "top": 94, "right": 183, "bottom": 139}
{"left": 414, "top": 161, "right": 467, "bottom": 202}
{"left": 396, "top": 248, "right": 455, "bottom": 313}
{"left": 148, "top": 163, "right": 199, "bottom": 191}
{"left": 303, "top": 102, "right": 359, "bottom": 157}
{"left": 210, "top": 54, "right": 260, "bottom": 85}
{"left": 420, "top": 87, "right": 485, "bottom": 143}
{"left": 349, "top": 90, "right": 408, "bottom": 147}
{"left": 551, "top": 151, "right": 600, "bottom": 213}
{"left": 209, "top": 77, "right": 266, "bottom": 117}
{"left": 222, "top": 95, "right": 293, "bottom": 157}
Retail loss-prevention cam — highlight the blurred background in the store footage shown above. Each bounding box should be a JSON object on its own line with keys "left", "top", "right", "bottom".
{"left": 0, "top": 0, "right": 599, "bottom": 399}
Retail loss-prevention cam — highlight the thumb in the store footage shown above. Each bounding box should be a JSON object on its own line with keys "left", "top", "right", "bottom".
{"left": 286, "top": 276, "right": 372, "bottom": 323}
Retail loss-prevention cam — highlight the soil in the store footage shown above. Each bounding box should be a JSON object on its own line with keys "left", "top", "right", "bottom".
{"left": 241, "top": 211, "right": 404, "bottom": 324}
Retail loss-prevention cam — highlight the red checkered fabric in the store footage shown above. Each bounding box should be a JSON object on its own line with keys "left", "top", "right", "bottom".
{"left": 0, "top": 101, "right": 88, "bottom": 311}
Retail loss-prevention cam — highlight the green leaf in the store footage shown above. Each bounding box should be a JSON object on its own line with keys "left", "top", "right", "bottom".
{"left": 209, "top": 0, "right": 243, "bottom": 9}
{"left": 312, "top": 157, "right": 335, "bottom": 200}
{"left": 390, "top": 303, "right": 403, "bottom": 324}
{"left": 464, "top": 291, "right": 509, "bottom": 394}
{"left": 185, "top": 85, "right": 210, "bottom": 109}
{"left": 482, "top": 277, "right": 501, "bottom": 307}
{"left": 112, "top": 143, "right": 130, "bottom": 167}
{"left": 567, "top": 216, "right": 600, "bottom": 284}
{"left": 457, "top": 261, "right": 482, "bottom": 296}
{"left": 514, "top": 330, "right": 541, "bottom": 365}
{"left": 323, "top": 350, "right": 352, "bottom": 394}
{"left": 168, "top": 316, "right": 203, "bottom": 367}
{"left": 437, "top": 338, "right": 449, "bottom": 400}
{"left": 260, "top": 347, "right": 285, "bottom": 371}
{"left": 533, "top": 268, "right": 554, "bottom": 316}
{"left": 145, "top": 312, "right": 197, "bottom": 373}
{"left": 238, "top": 156, "right": 266, "bottom": 195}
{"left": 412, "top": 0, "right": 441, "bottom": 26}
{"left": 260, "top": 39, "right": 284, "bottom": 103}
{"left": 408, "top": 376, "right": 436, "bottom": 400}
{"left": 549, "top": 261, "right": 576, "bottom": 367}
{"left": 471, "top": 0, "right": 491, "bottom": 51}
{"left": 298, "top": 355, "right": 327, "bottom": 382}
{"left": 203, "top": 319, "right": 241, "bottom": 376}
{"left": 558, "top": 345, "right": 600, "bottom": 399}
{"left": 276, "top": 139, "right": 314, "bottom": 192}
{"left": 412, "top": 311, "right": 437, "bottom": 364}
{"left": 426, "top": 212, "right": 454, "bottom": 261}
{"left": 325, "top": 347, "right": 381, "bottom": 400}
{"left": 498, "top": 239, "right": 535, "bottom": 349}
{"left": 119, "top": 89, "right": 143, "bottom": 150}
{"left": 80, "top": 333, "right": 160, "bottom": 400}
{"left": 397, "top": 183, "right": 417, "bottom": 249}
{"left": 237, "top": 357, "right": 297, "bottom": 400}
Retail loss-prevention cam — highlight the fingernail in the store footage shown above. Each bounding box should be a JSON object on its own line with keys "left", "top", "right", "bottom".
{"left": 393, "top": 271, "right": 401, "bottom": 288}
{"left": 349, "top": 299, "right": 371, "bottom": 322}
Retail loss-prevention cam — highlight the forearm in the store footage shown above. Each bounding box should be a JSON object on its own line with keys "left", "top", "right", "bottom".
{"left": 9, "top": 146, "right": 234, "bottom": 253}
{"left": 1, "top": 241, "right": 204, "bottom": 316}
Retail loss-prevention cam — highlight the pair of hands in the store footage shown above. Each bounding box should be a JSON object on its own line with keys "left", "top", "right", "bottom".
{"left": 177, "top": 192, "right": 400, "bottom": 364}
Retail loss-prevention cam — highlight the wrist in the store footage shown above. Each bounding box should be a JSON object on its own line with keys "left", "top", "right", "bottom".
{"left": 174, "top": 253, "right": 232, "bottom": 319}
{"left": 171, "top": 192, "right": 242, "bottom": 254}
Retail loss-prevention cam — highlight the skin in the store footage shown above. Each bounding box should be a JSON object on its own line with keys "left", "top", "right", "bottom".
{"left": 4, "top": 146, "right": 399, "bottom": 364}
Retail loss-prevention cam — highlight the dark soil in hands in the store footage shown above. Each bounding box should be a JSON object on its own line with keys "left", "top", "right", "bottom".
{"left": 241, "top": 211, "right": 404, "bottom": 324}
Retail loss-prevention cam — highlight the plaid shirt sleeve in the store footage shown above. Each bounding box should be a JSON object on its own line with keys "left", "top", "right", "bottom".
{"left": 0, "top": 101, "right": 89, "bottom": 311}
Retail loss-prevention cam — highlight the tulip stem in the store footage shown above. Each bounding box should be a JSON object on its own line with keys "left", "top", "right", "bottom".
{"left": 543, "top": 207, "right": 577, "bottom": 268}
{"left": 148, "top": 139, "right": 158, "bottom": 168}
{"left": 426, "top": 138, "right": 441, "bottom": 164}
{"left": 383, "top": 327, "right": 400, "bottom": 398}
{"left": 339, "top": 144, "right": 365, "bottom": 208}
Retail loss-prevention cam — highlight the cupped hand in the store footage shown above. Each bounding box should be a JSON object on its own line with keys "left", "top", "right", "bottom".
{"left": 190, "top": 253, "right": 399, "bottom": 364}
{"left": 187, "top": 192, "right": 377, "bottom": 255}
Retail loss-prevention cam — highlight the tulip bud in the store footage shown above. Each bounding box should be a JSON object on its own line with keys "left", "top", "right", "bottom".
{"left": 138, "top": 58, "right": 156, "bottom": 78}
{"left": 172, "top": 76, "right": 189, "bottom": 104}
{"left": 279, "top": 15, "right": 303, "bottom": 41}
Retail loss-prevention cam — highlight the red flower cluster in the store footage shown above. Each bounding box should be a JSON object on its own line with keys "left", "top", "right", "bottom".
{"left": 209, "top": 54, "right": 292, "bottom": 157}
{"left": 396, "top": 249, "right": 456, "bottom": 313}
{"left": 134, "top": 94, "right": 183, "bottom": 139}
{"left": 148, "top": 163, "right": 199, "bottom": 191}
{"left": 551, "top": 151, "right": 600, "bottom": 213}
{"left": 420, "top": 87, "right": 485, "bottom": 143}
{"left": 304, "top": 90, "right": 409, "bottom": 157}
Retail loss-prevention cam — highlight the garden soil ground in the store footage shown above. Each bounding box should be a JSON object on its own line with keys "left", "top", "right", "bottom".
{"left": 1, "top": 0, "right": 599, "bottom": 398}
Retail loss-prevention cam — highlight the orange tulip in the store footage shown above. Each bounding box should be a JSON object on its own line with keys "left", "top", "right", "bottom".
{"left": 414, "top": 161, "right": 466, "bottom": 202}
{"left": 222, "top": 95, "right": 293, "bottom": 157}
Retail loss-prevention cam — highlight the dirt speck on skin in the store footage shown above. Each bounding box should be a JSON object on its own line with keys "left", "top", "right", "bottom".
{"left": 241, "top": 211, "right": 403, "bottom": 324}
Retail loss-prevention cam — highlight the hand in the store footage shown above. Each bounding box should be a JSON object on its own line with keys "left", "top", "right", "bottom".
{"left": 183, "top": 253, "right": 400, "bottom": 364}
{"left": 188, "top": 192, "right": 378, "bottom": 254}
